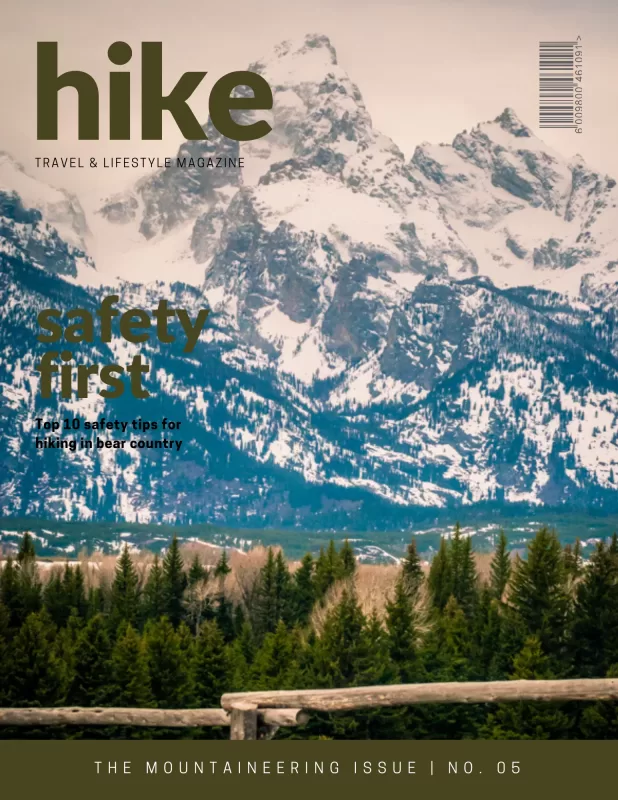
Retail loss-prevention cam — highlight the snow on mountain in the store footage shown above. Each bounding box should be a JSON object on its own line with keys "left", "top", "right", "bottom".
{"left": 410, "top": 108, "right": 618, "bottom": 294}
{"left": 2, "top": 34, "right": 618, "bottom": 528}
{"left": 91, "top": 36, "right": 618, "bottom": 306}
{"left": 0, "top": 152, "right": 90, "bottom": 249}
{"left": 92, "top": 34, "right": 470, "bottom": 286}
{"left": 0, "top": 152, "right": 94, "bottom": 278}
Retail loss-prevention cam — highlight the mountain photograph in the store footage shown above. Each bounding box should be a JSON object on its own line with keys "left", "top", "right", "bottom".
{"left": 1, "top": 35, "right": 617, "bottom": 550}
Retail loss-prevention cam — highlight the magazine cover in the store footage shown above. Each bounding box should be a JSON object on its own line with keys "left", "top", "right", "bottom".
{"left": 1, "top": 0, "right": 617, "bottom": 795}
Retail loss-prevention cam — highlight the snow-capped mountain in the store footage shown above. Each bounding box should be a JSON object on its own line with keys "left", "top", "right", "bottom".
{"left": 410, "top": 108, "right": 618, "bottom": 294}
{"left": 0, "top": 152, "right": 93, "bottom": 277}
{"left": 2, "top": 33, "right": 618, "bottom": 529}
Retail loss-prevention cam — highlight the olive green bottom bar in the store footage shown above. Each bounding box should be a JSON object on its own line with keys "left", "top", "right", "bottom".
{"left": 0, "top": 740, "right": 614, "bottom": 800}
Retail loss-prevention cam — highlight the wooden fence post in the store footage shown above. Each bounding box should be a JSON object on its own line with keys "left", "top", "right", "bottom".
{"left": 230, "top": 702, "right": 258, "bottom": 740}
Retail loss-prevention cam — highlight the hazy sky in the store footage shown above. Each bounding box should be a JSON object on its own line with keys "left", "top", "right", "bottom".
{"left": 1, "top": 0, "right": 617, "bottom": 201}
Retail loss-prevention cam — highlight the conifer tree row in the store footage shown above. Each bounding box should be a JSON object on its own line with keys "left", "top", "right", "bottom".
{"left": 1, "top": 528, "right": 618, "bottom": 739}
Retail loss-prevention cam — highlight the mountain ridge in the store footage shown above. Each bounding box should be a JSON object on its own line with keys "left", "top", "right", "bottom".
{"left": 1, "top": 33, "right": 618, "bottom": 527}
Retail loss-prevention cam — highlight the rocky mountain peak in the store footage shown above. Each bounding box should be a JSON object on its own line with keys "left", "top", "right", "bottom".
{"left": 89, "top": 34, "right": 618, "bottom": 300}
{"left": 250, "top": 33, "right": 338, "bottom": 79}
{"left": 494, "top": 107, "right": 532, "bottom": 138}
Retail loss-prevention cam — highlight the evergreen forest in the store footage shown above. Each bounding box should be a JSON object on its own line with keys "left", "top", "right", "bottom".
{"left": 1, "top": 526, "right": 618, "bottom": 739}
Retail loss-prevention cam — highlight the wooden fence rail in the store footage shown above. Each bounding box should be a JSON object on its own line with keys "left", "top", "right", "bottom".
{"left": 0, "top": 706, "right": 308, "bottom": 738}
{"left": 221, "top": 678, "right": 618, "bottom": 713}
{"left": 2, "top": 678, "right": 617, "bottom": 739}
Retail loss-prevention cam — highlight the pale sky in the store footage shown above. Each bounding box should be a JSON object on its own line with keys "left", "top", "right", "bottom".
{"left": 1, "top": 0, "right": 617, "bottom": 202}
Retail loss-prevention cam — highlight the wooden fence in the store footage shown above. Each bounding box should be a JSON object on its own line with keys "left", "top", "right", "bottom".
{"left": 2, "top": 678, "right": 618, "bottom": 739}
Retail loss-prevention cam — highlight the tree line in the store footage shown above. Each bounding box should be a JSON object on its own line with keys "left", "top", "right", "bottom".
{"left": 1, "top": 526, "right": 618, "bottom": 739}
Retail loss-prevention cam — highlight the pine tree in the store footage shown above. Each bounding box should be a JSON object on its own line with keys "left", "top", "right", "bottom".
{"left": 401, "top": 537, "right": 424, "bottom": 601}
{"left": 187, "top": 554, "right": 206, "bottom": 586}
{"left": 68, "top": 565, "right": 88, "bottom": 619}
{"left": 0, "top": 602, "right": 10, "bottom": 704}
{"left": 55, "top": 610, "right": 81, "bottom": 681}
{"left": 252, "top": 620, "right": 303, "bottom": 690}
{"left": 450, "top": 525, "right": 477, "bottom": 615}
{"left": 385, "top": 576, "right": 419, "bottom": 682}
{"left": 214, "top": 550, "right": 231, "bottom": 581}
{"left": 17, "top": 532, "right": 36, "bottom": 564}
{"left": 184, "top": 556, "right": 210, "bottom": 635}
{"left": 177, "top": 621, "right": 195, "bottom": 660}
{"left": 214, "top": 595, "right": 235, "bottom": 642}
{"left": 110, "top": 624, "right": 154, "bottom": 707}
{"left": 110, "top": 545, "right": 140, "bottom": 629}
{"left": 291, "top": 553, "right": 315, "bottom": 625}
{"left": 350, "top": 612, "right": 409, "bottom": 739}
{"left": 421, "top": 596, "right": 482, "bottom": 738}
{"left": 143, "top": 555, "right": 166, "bottom": 621}
{"left": 359, "top": 612, "right": 393, "bottom": 685}
{"left": 86, "top": 585, "right": 105, "bottom": 619}
{"left": 17, "top": 559, "right": 43, "bottom": 624}
{"left": 425, "top": 595, "right": 474, "bottom": 680}
{"left": 428, "top": 537, "right": 452, "bottom": 611}
{"left": 489, "top": 531, "right": 511, "bottom": 601}
{"left": 509, "top": 527, "right": 571, "bottom": 667}
{"left": 473, "top": 586, "right": 503, "bottom": 679}
{"left": 254, "top": 548, "right": 277, "bottom": 635}
{"left": 6, "top": 611, "right": 70, "bottom": 706}
{"left": 44, "top": 569, "right": 68, "bottom": 627}
{"left": 313, "top": 541, "right": 342, "bottom": 599}
{"left": 574, "top": 540, "right": 618, "bottom": 676}
{"left": 43, "top": 564, "right": 87, "bottom": 627}
{"left": 236, "top": 620, "right": 256, "bottom": 665}
{"left": 191, "top": 620, "right": 229, "bottom": 707}
{"left": 144, "top": 617, "right": 192, "bottom": 708}
{"left": 339, "top": 539, "right": 356, "bottom": 578}
{"left": 69, "top": 613, "right": 113, "bottom": 706}
{"left": 254, "top": 548, "right": 292, "bottom": 636}
{"left": 5, "top": 534, "right": 43, "bottom": 628}
{"left": 162, "top": 537, "right": 187, "bottom": 627}
{"left": 314, "top": 587, "right": 368, "bottom": 688}
{"left": 274, "top": 550, "right": 292, "bottom": 623}
{"left": 0, "top": 557, "right": 20, "bottom": 626}
{"left": 563, "top": 539, "right": 583, "bottom": 581}
{"left": 489, "top": 602, "right": 529, "bottom": 682}
{"left": 226, "top": 621, "right": 254, "bottom": 691}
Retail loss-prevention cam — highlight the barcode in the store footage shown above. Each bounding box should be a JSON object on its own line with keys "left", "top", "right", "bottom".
{"left": 539, "top": 41, "right": 578, "bottom": 128}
